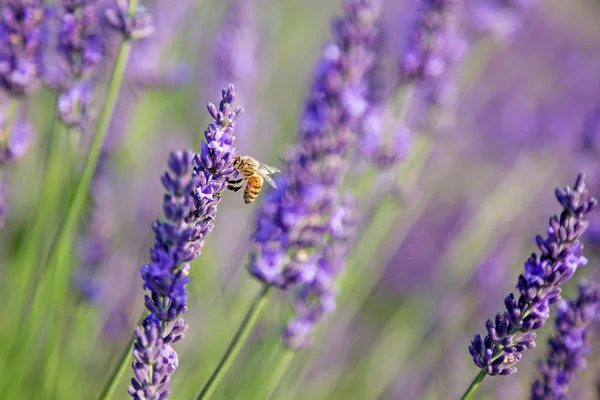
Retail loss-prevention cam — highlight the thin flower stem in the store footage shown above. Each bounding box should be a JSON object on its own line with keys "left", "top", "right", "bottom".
{"left": 196, "top": 284, "right": 272, "bottom": 400}
{"left": 39, "top": 32, "right": 137, "bottom": 394}
{"left": 3, "top": 19, "right": 139, "bottom": 397}
{"left": 98, "top": 310, "right": 147, "bottom": 400}
{"left": 461, "top": 369, "right": 487, "bottom": 400}
{"left": 261, "top": 349, "right": 295, "bottom": 400}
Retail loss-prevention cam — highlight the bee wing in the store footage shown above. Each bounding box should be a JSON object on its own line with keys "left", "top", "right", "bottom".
{"left": 258, "top": 163, "right": 281, "bottom": 174}
{"left": 253, "top": 164, "right": 280, "bottom": 188}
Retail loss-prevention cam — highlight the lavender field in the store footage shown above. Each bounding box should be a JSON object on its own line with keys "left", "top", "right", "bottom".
{"left": 1, "top": 0, "right": 600, "bottom": 399}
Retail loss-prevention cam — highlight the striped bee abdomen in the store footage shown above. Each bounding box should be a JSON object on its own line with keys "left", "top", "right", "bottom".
{"left": 243, "top": 175, "right": 263, "bottom": 204}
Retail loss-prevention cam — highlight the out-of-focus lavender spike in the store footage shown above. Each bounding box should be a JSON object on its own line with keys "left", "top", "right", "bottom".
{"left": 213, "top": 0, "right": 257, "bottom": 96}
{"left": 248, "top": 0, "right": 380, "bottom": 289}
{"left": 0, "top": 0, "right": 47, "bottom": 96}
{"left": 105, "top": 0, "right": 154, "bottom": 40}
{"left": 212, "top": 0, "right": 258, "bottom": 150}
{"left": 0, "top": 120, "right": 32, "bottom": 165}
{"left": 127, "top": 0, "right": 189, "bottom": 89}
{"left": 470, "top": 0, "right": 538, "bottom": 42}
{"left": 400, "top": 0, "right": 468, "bottom": 108}
{"left": 73, "top": 150, "right": 113, "bottom": 302}
{"left": 128, "top": 86, "right": 242, "bottom": 398}
{"left": 531, "top": 280, "right": 599, "bottom": 399}
{"left": 358, "top": 22, "right": 414, "bottom": 167}
{"left": 58, "top": 0, "right": 104, "bottom": 85}
{"left": 57, "top": 80, "right": 93, "bottom": 128}
{"left": 282, "top": 196, "right": 357, "bottom": 349}
{"left": 468, "top": 174, "right": 597, "bottom": 376}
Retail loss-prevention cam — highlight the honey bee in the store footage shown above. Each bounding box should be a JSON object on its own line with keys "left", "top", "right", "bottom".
{"left": 228, "top": 155, "right": 281, "bottom": 204}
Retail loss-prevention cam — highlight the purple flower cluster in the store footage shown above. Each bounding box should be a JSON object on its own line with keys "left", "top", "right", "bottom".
{"left": 74, "top": 151, "right": 112, "bottom": 302}
{"left": 129, "top": 86, "right": 242, "bottom": 399}
{"left": 105, "top": 0, "right": 154, "bottom": 40}
{"left": 58, "top": 0, "right": 103, "bottom": 83}
{"left": 248, "top": 0, "right": 378, "bottom": 288}
{"left": 531, "top": 280, "right": 600, "bottom": 399}
{"left": 0, "top": 0, "right": 47, "bottom": 96}
{"left": 247, "top": 0, "right": 378, "bottom": 349}
{"left": 400, "top": 0, "right": 467, "bottom": 106}
{"left": 469, "top": 174, "right": 597, "bottom": 376}
{"left": 470, "top": 0, "right": 537, "bottom": 42}
{"left": 55, "top": 0, "right": 104, "bottom": 127}
{"left": 282, "top": 196, "right": 357, "bottom": 349}
{"left": 0, "top": 116, "right": 30, "bottom": 165}
{"left": 213, "top": 0, "right": 256, "bottom": 92}
{"left": 358, "top": 26, "right": 412, "bottom": 167}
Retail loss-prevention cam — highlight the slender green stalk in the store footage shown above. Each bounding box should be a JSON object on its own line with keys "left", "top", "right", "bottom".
{"left": 98, "top": 310, "right": 146, "bottom": 400}
{"left": 260, "top": 349, "right": 295, "bottom": 400}
{"left": 461, "top": 369, "right": 487, "bottom": 400}
{"left": 39, "top": 27, "right": 138, "bottom": 395}
{"left": 196, "top": 285, "right": 272, "bottom": 400}
{"left": 3, "top": 10, "right": 140, "bottom": 395}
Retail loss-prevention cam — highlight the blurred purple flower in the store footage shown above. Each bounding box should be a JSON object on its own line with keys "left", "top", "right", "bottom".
{"left": 58, "top": 0, "right": 104, "bottom": 84}
{"left": 105, "top": 0, "right": 154, "bottom": 40}
{"left": 470, "top": 0, "right": 537, "bottom": 42}
{"left": 0, "top": 0, "right": 47, "bottom": 95}
{"left": 248, "top": 0, "right": 379, "bottom": 290}
{"left": 57, "top": 80, "right": 92, "bottom": 127}
{"left": 357, "top": 23, "right": 413, "bottom": 167}
{"left": 213, "top": 0, "right": 257, "bottom": 93}
{"left": 0, "top": 118, "right": 31, "bottom": 164}
{"left": 128, "top": 86, "right": 243, "bottom": 399}
{"left": 74, "top": 151, "right": 113, "bottom": 303}
{"left": 282, "top": 196, "right": 357, "bottom": 349}
{"left": 400, "top": 0, "right": 467, "bottom": 107}
{"left": 531, "top": 280, "right": 600, "bottom": 399}
{"left": 469, "top": 174, "right": 597, "bottom": 376}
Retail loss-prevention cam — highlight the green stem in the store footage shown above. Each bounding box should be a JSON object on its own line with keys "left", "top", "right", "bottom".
{"left": 4, "top": 26, "right": 137, "bottom": 398}
{"left": 98, "top": 310, "right": 146, "bottom": 400}
{"left": 196, "top": 285, "right": 272, "bottom": 400}
{"left": 461, "top": 369, "right": 487, "bottom": 400}
{"left": 261, "top": 349, "right": 295, "bottom": 400}
{"left": 39, "top": 33, "right": 136, "bottom": 394}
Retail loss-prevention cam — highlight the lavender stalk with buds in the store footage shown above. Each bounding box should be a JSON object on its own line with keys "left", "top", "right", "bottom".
{"left": 358, "top": 24, "right": 412, "bottom": 167}
{"left": 246, "top": 0, "right": 379, "bottom": 349}
{"left": 531, "top": 280, "right": 600, "bottom": 400}
{"left": 195, "top": 2, "right": 380, "bottom": 399}
{"left": 128, "top": 86, "right": 242, "bottom": 399}
{"left": 401, "top": 0, "right": 467, "bottom": 109}
{"left": 55, "top": 0, "right": 104, "bottom": 127}
{"left": 462, "top": 174, "right": 597, "bottom": 400}
{"left": 249, "top": 0, "right": 378, "bottom": 289}
{"left": 0, "top": 0, "right": 47, "bottom": 96}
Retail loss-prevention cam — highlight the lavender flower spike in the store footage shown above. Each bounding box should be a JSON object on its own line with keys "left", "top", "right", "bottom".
{"left": 400, "top": 0, "right": 467, "bottom": 109}
{"left": 58, "top": 0, "right": 104, "bottom": 84}
{"left": 282, "top": 196, "right": 357, "bottom": 349}
{"left": 468, "top": 174, "right": 597, "bottom": 377}
{"left": 128, "top": 86, "right": 242, "bottom": 399}
{"left": 0, "top": 0, "right": 47, "bottom": 95}
{"left": 531, "top": 280, "right": 600, "bottom": 399}
{"left": 248, "top": 0, "right": 379, "bottom": 289}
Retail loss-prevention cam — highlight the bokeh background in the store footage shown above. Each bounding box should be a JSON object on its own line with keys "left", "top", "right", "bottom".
{"left": 2, "top": 0, "right": 600, "bottom": 399}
